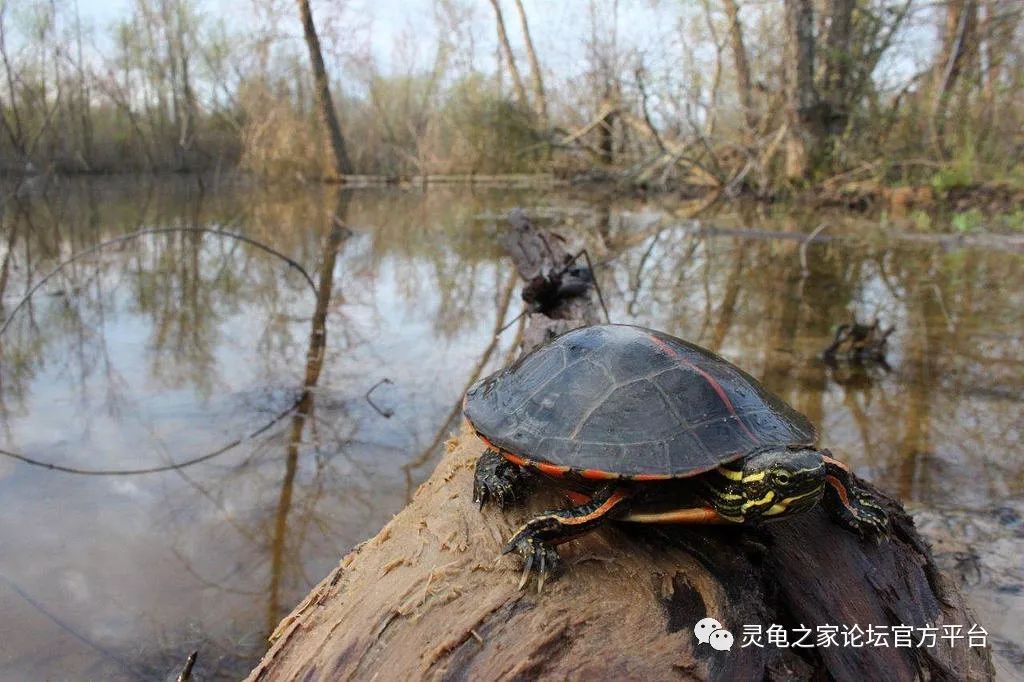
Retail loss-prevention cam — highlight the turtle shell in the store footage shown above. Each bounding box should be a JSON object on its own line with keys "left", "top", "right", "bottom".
{"left": 463, "top": 324, "right": 816, "bottom": 478}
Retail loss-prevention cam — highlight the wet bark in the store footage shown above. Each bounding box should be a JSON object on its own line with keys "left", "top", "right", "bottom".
{"left": 246, "top": 212, "right": 993, "bottom": 682}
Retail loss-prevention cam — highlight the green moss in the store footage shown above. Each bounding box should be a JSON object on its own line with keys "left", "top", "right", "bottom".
{"left": 910, "top": 210, "right": 932, "bottom": 231}
{"left": 930, "top": 166, "right": 974, "bottom": 195}
{"left": 998, "top": 209, "right": 1024, "bottom": 232}
{"left": 951, "top": 209, "right": 984, "bottom": 233}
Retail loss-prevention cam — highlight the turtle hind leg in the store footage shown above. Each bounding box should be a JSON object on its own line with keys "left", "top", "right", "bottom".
{"left": 821, "top": 455, "right": 889, "bottom": 541}
{"left": 503, "top": 486, "right": 632, "bottom": 592}
{"left": 473, "top": 449, "right": 531, "bottom": 509}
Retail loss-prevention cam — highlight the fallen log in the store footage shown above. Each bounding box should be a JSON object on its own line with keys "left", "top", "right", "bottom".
{"left": 247, "top": 211, "right": 993, "bottom": 681}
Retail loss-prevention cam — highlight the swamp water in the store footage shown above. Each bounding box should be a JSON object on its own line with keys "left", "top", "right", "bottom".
{"left": 0, "top": 178, "right": 1021, "bottom": 680}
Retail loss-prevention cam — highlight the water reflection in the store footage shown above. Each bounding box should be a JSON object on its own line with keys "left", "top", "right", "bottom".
{"left": 0, "top": 177, "right": 1021, "bottom": 679}
{"left": 600, "top": 215, "right": 1023, "bottom": 508}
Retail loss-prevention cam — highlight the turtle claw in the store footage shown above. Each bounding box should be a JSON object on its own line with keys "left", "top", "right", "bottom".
{"left": 473, "top": 449, "right": 528, "bottom": 509}
{"left": 474, "top": 475, "right": 516, "bottom": 509}
{"left": 503, "top": 530, "right": 561, "bottom": 592}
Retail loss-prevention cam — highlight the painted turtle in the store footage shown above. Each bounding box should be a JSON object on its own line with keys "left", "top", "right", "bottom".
{"left": 463, "top": 324, "right": 888, "bottom": 588}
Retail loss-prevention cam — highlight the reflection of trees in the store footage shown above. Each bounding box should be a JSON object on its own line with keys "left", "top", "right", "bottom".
{"left": 603, "top": 207, "right": 1024, "bottom": 509}
{"left": 892, "top": 254, "right": 941, "bottom": 502}
{"left": 3, "top": 184, "right": 1023, "bottom": 680}
{"left": 0, "top": 181, "right": 539, "bottom": 679}
{"left": 706, "top": 240, "right": 747, "bottom": 353}
{"left": 0, "top": 211, "right": 19, "bottom": 319}
{"left": 267, "top": 199, "right": 348, "bottom": 635}
{"left": 402, "top": 271, "right": 517, "bottom": 498}
{"left": 1, "top": 228, "right": 315, "bottom": 413}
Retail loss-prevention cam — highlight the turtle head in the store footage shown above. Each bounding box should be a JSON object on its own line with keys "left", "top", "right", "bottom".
{"left": 730, "top": 448, "right": 826, "bottom": 523}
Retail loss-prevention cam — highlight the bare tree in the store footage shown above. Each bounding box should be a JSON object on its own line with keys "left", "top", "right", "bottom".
{"left": 487, "top": 0, "right": 528, "bottom": 108}
{"left": 783, "top": 0, "right": 820, "bottom": 180}
{"left": 512, "top": 0, "right": 547, "bottom": 124}
{"left": 296, "top": 0, "right": 353, "bottom": 177}
{"left": 722, "top": 0, "right": 757, "bottom": 133}
{"left": 822, "top": 0, "right": 854, "bottom": 105}
{"left": 932, "top": 0, "right": 980, "bottom": 145}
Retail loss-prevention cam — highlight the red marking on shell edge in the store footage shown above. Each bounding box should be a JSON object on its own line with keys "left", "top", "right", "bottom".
{"left": 503, "top": 452, "right": 527, "bottom": 467}
{"left": 579, "top": 468, "right": 621, "bottom": 480}
{"left": 647, "top": 333, "right": 762, "bottom": 445}
{"left": 536, "top": 462, "right": 570, "bottom": 477}
{"left": 630, "top": 472, "right": 675, "bottom": 481}
{"left": 474, "top": 425, "right": 742, "bottom": 481}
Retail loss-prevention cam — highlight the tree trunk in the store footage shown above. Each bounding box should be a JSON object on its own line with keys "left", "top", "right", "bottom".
{"left": 932, "top": 0, "right": 979, "bottom": 146}
{"left": 822, "top": 0, "right": 854, "bottom": 134}
{"left": 598, "top": 108, "right": 616, "bottom": 165}
{"left": 296, "top": 0, "right": 353, "bottom": 178}
{"left": 783, "top": 0, "right": 820, "bottom": 181}
{"left": 722, "top": 0, "right": 757, "bottom": 133}
{"left": 487, "top": 0, "right": 529, "bottom": 110}
{"left": 512, "top": 0, "right": 547, "bottom": 124}
{"left": 977, "top": 0, "right": 1020, "bottom": 132}
{"left": 246, "top": 211, "right": 993, "bottom": 682}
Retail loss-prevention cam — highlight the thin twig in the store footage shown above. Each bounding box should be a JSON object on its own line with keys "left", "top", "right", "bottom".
{"left": 575, "top": 249, "right": 611, "bottom": 324}
{"left": 498, "top": 307, "right": 528, "bottom": 334}
{"left": 0, "top": 226, "right": 317, "bottom": 336}
{"left": 365, "top": 378, "right": 394, "bottom": 418}
{"left": 0, "top": 393, "right": 303, "bottom": 476}
{"left": 0, "top": 573, "right": 147, "bottom": 677}
{"left": 799, "top": 222, "right": 830, "bottom": 277}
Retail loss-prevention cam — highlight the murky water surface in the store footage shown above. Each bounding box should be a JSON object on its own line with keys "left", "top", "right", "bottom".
{"left": 1, "top": 178, "right": 1021, "bottom": 679}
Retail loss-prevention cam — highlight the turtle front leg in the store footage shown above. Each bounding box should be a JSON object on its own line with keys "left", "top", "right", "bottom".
{"left": 473, "top": 449, "right": 531, "bottom": 509}
{"left": 503, "top": 486, "right": 632, "bottom": 591}
{"left": 822, "top": 455, "right": 889, "bottom": 541}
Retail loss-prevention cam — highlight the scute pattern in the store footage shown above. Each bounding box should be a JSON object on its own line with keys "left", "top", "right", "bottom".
{"left": 464, "top": 325, "right": 816, "bottom": 477}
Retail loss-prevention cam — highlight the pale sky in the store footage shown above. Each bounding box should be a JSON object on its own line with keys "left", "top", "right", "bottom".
{"left": 71, "top": 0, "right": 936, "bottom": 93}
{"left": 74, "top": 0, "right": 681, "bottom": 77}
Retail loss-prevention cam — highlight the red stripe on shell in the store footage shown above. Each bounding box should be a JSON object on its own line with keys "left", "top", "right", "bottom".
{"left": 648, "top": 334, "right": 762, "bottom": 446}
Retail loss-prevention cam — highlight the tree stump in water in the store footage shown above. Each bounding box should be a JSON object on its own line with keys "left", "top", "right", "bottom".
{"left": 246, "top": 211, "right": 993, "bottom": 682}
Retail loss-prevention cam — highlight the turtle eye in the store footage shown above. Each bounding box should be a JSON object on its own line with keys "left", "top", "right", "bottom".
{"left": 775, "top": 471, "right": 792, "bottom": 486}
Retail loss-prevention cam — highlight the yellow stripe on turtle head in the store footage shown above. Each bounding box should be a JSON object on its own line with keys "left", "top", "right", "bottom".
{"left": 764, "top": 488, "right": 822, "bottom": 515}
{"left": 717, "top": 466, "right": 744, "bottom": 481}
{"left": 741, "top": 490, "right": 774, "bottom": 512}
